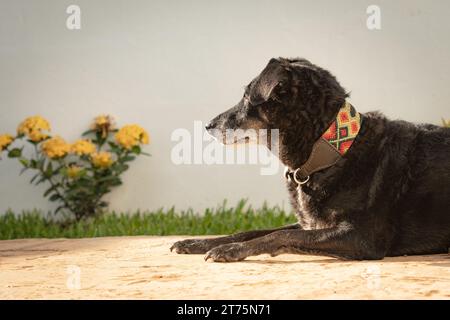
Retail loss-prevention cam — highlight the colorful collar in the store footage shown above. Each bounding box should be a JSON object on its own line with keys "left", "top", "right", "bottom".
{"left": 285, "top": 101, "right": 362, "bottom": 185}
{"left": 321, "top": 101, "right": 362, "bottom": 155}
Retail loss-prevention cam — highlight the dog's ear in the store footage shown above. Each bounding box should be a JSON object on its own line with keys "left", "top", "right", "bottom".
{"left": 268, "top": 57, "right": 280, "bottom": 64}
{"left": 253, "top": 79, "right": 284, "bottom": 104}
{"left": 249, "top": 59, "right": 289, "bottom": 104}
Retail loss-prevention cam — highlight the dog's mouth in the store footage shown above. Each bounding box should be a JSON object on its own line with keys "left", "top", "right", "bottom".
{"left": 207, "top": 129, "right": 265, "bottom": 146}
{"left": 232, "top": 136, "right": 251, "bottom": 145}
{"left": 220, "top": 132, "right": 253, "bottom": 145}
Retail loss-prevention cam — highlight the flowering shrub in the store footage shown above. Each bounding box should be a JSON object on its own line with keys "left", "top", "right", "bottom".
{"left": 443, "top": 119, "right": 450, "bottom": 128}
{"left": 0, "top": 115, "right": 149, "bottom": 220}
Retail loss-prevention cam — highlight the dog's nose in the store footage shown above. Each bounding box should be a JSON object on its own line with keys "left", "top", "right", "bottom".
{"left": 205, "top": 122, "right": 215, "bottom": 131}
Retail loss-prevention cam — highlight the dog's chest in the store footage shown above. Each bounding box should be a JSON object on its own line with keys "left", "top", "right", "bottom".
{"left": 295, "top": 187, "right": 334, "bottom": 230}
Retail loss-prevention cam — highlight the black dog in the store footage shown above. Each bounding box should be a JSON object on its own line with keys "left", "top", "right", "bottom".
{"left": 171, "top": 57, "right": 450, "bottom": 262}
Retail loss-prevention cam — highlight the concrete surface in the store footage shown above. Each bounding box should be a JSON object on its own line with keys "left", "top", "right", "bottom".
{"left": 0, "top": 236, "right": 449, "bottom": 299}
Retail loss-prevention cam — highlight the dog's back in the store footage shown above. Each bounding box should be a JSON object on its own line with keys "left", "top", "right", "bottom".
{"left": 387, "top": 123, "right": 450, "bottom": 255}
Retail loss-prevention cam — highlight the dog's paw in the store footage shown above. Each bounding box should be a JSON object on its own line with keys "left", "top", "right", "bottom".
{"left": 170, "top": 239, "right": 211, "bottom": 254}
{"left": 204, "top": 243, "right": 247, "bottom": 262}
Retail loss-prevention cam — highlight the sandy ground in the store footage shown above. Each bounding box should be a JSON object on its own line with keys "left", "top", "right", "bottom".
{"left": 0, "top": 236, "right": 449, "bottom": 299}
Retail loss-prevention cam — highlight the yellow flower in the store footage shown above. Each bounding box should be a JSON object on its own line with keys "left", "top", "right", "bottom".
{"left": 17, "top": 116, "right": 51, "bottom": 142}
{"left": 71, "top": 139, "right": 96, "bottom": 156}
{"left": 115, "top": 124, "right": 149, "bottom": 149}
{"left": 28, "top": 131, "right": 49, "bottom": 142}
{"left": 41, "top": 136, "right": 70, "bottom": 159}
{"left": 66, "top": 165, "right": 83, "bottom": 179}
{"left": 92, "top": 115, "right": 115, "bottom": 138}
{"left": 91, "top": 152, "right": 113, "bottom": 168}
{"left": 0, "top": 134, "right": 14, "bottom": 151}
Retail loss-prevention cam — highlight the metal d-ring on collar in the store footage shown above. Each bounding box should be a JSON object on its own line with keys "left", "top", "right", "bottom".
{"left": 283, "top": 137, "right": 344, "bottom": 187}
{"left": 293, "top": 168, "right": 310, "bottom": 185}
{"left": 284, "top": 167, "right": 310, "bottom": 186}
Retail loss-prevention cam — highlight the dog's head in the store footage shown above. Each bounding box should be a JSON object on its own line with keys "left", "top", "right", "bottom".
{"left": 206, "top": 58, "right": 348, "bottom": 163}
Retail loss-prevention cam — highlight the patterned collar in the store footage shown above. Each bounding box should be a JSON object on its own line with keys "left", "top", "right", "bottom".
{"left": 322, "top": 101, "right": 362, "bottom": 155}
{"left": 285, "top": 101, "right": 362, "bottom": 186}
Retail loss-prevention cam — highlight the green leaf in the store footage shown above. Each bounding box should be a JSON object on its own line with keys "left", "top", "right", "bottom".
{"left": 19, "top": 158, "right": 29, "bottom": 167}
{"left": 82, "top": 129, "right": 96, "bottom": 136}
{"left": 98, "top": 201, "right": 109, "bottom": 208}
{"left": 95, "top": 131, "right": 105, "bottom": 145}
{"left": 131, "top": 145, "right": 141, "bottom": 155}
{"left": 44, "top": 185, "right": 59, "bottom": 197}
{"left": 110, "top": 180, "right": 122, "bottom": 186}
{"left": 30, "top": 159, "right": 38, "bottom": 169}
{"left": 37, "top": 159, "right": 45, "bottom": 170}
{"left": 30, "top": 173, "right": 40, "bottom": 184}
{"left": 35, "top": 176, "right": 47, "bottom": 186}
{"left": 45, "top": 162, "right": 53, "bottom": 177}
{"left": 26, "top": 139, "right": 38, "bottom": 145}
{"left": 122, "top": 155, "right": 135, "bottom": 162}
{"left": 108, "top": 142, "right": 120, "bottom": 153}
{"left": 55, "top": 206, "right": 65, "bottom": 214}
{"left": 96, "top": 175, "right": 119, "bottom": 183}
{"left": 49, "top": 194, "right": 61, "bottom": 202}
{"left": 114, "top": 163, "right": 129, "bottom": 172}
{"left": 8, "top": 148, "right": 22, "bottom": 158}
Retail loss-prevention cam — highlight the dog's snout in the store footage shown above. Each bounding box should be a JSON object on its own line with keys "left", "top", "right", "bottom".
{"left": 205, "top": 122, "right": 215, "bottom": 131}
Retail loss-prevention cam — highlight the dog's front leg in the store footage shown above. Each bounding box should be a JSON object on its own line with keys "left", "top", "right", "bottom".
{"left": 204, "top": 223, "right": 382, "bottom": 262}
{"left": 170, "top": 223, "right": 300, "bottom": 254}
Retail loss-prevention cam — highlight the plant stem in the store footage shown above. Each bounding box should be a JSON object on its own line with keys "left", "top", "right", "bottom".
{"left": 43, "top": 166, "right": 75, "bottom": 214}
{"left": 33, "top": 144, "right": 75, "bottom": 215}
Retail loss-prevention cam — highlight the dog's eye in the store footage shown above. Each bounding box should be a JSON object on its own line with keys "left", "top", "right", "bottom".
{"left": 271, "top": 82, "right": 287, "bottom": 101}
{"left": 276, "top": 82, "right": 287, "bottom": 93}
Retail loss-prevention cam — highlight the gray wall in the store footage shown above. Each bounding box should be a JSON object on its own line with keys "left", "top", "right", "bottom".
{"left": 0, "top": 0, "right": 449, "bottom": 214}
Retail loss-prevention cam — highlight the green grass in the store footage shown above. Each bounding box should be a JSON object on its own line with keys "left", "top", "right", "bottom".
{"left": 0, "top": 200, "right": 296, "bottom": 240}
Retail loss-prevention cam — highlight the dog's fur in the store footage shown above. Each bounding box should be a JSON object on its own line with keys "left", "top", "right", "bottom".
{"left": 171, "top": 57, "right": 450, "bottom": 262}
